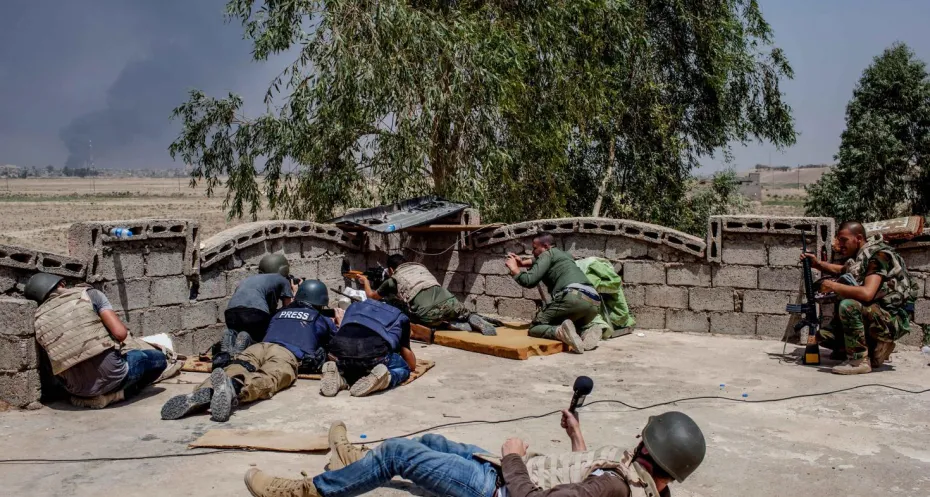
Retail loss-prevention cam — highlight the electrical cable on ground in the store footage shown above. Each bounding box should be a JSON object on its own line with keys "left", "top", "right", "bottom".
{"left": 1, "top": 383, "right": 926, "bottom": 465}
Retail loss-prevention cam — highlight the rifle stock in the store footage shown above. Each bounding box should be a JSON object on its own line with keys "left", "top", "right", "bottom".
{"left": 785, "top": 233, "right": 821, "bottom": 365}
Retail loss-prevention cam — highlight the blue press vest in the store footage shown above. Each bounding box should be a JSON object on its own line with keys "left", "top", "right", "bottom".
{"left": 263, "top": 304, "right": 334, "bottom": 359}
{"left": 339, "top": 299, "right": 407, "bottom": 350}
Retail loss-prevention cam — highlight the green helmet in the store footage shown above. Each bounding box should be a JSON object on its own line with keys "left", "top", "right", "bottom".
{"left": 295, "top": 279, "right": 329, "bottom": 307}
{"left": 642, "top": 411, "right": 706, "bottom": 482}
{"left": 24, "top": 273, "right": 64, "bottom": 304}
{"left": 258, "top": 254, "right": 290, "bottom": 277}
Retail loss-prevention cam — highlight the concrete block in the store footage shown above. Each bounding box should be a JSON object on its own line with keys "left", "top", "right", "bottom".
{"left": 666, "top": 264, "right": 711, "bottom": 287}
{"left": 710, "top": 312, "right": 756, "bottom": 335}
{"left": 0, "top": 336, "right": 38, "bottom": 371}
{"left": 472, "top": 295, "right": 497, "bottom": 315}
{"left": 0, "top": 369, "right": 41, "bottom": 407}
{"left": 900, "top": 249, "right": 930, "bottom": 272}
{"left": 142, "top": 306, "right": 182, "bottom": 336}
{"left": 185, "top": 324, "right": 225, "bottom": 356}
{"left": 689, "top": 288, "right": 736, "bottom": 312}
{"left": 742, "top": 290, "right": 791, "bottom": 314}
{"left": 485, "top": 276, "right": 524, "bottom": 298}
{"left": 915, "top": 299, "right": 930, "bottom": 325}
{"left": 718, "top": 215, "right": 769, "bottom": 233}
{"left": 0, "top": 244, "right": 37, "bottom": 271}
{"left": 619, "top": 220, "right": 664, "bottom": 244}
{"left": 497, "top": 298, "right": 538, "bottom": 320}
{"left": 712, "top": 265, "right": 758, "bottom": 289}
{"left": 150, "top": 276, "right": 190, "bottom": 306}
{"left": 666, "top": 309, "right": 709, "bottom": 333}
{"left": 645, "top": 285, "right": 688, "bottom": 309}
{"left": 120, "top": 309, "right": 145, "bottom": 337}
{"left": 576, "top": 218, "right": 623, "bottom": 236}
{"left": 463, "top": 274, "right": 485, "bottom": 295}
{"left": 181, "top": 301, "right": 219, "bottom": 331}
{"left": 441, "top": 272, "right": 465, "bottom": 294}
{"left": 0, "top": 266, "right": 19, "bottom": 293}
{"left": 473, "top": 227, "right": 513, "bottom": 248}
{"left": 474, "top": 254, "right": 510, "bottom": 275}
{"left": 317, "top": 257, "right": 344, "bottom": 281}
{"left": 226, "top": 269, "right": 254, "bottom": 295}
{"left": 145, "top": 247, "right": 184, "bottom": 277}
{"left": 767, "top": 244, "right": 804, "bottom": 267}
{"left": 756, "top": 314, "right": 792, "bottom": 338}
{"left": 623, "top": 285, "right": 645, "bottom": 307}
{"left": 36, "top": 252, "right": 86, "bottom": 279}
{"left": 197, "top": 270, "right": 227, "bottom": 300}
{"left": 604, "top": 237, "right": 648, "bottom": 260}
{"left": 758, "top": 267, "right": 802, "bottom": 291}
{"left": 563, "top": 235, "right": 607, "bottom": 258}
{"left": 101, "top": 279, "right": 151, "bottom": 311}
{"left": 707, "top": 218, "right": 722, "bottom": 263}
{"left": 97, "top": 249, "right": 144, "bottom": 281}
{"left": 238, "top": 242, "right": 270, "bottom": 267}
{"left": 622, "top": 262, "right": 666, "bottom": 285}
{"left": 721, "top": 237, "right": 767, "bottom": 265}
{"left": 662, "top": 231, "right": 706, "bottom": 258}
{"left": 290, "top": 259, "right": 319, "bottom": 280}
{"left": 630, "top": 307, "right": 665, "bottom": 329}
{"left": 0, "top": 297, "right": 36, "bottom": 336}
{"left": 145, "top": 220, "right": 188, "bottom": 239}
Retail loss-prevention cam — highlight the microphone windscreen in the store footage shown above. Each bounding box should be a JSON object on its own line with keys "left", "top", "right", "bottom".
{"left": 573, "top": 376, "right": 594, "bottom": 395}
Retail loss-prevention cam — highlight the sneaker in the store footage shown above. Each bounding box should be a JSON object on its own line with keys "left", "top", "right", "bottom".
{"left": 233, "top": 331, "right": 254, "bottom": 355}
{"left": 70, "top": 389, "right": 125, "bottom": 409}
{"left": 555, "top": 320, "right": 584, "bottom": 354}
{"left": 871, "top": 340, "right": 895, "bottom": 367}
{"left": 831, "top": 358, "right": 872, "bottom": 375}
{"left": 320, "top": 361, "right": 348, "bottom": 397}
{"left": 468, "top": 314, "right": 498, "bottom": 336}
{"left": 446, "top": 321, "right": 472, "bottom": 332}
{"left": 209, "top": 368, "right": 238, "bottom": 422}
{"left": 328, "top": 421, "right": 369, "bottom": 470}
{"left": 161, "top": 388, "right": 213, "bottom": 420}
{"left": 580, "top": 326, "right": 601, "bottom": 351}
{"left": 244, "top": 468, "right": 319, "bottom": 497}
{"left": 349, "top": 364, "right": 392, "bottom": 397}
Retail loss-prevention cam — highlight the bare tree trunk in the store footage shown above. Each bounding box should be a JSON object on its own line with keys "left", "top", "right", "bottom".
{"left": 591, "top": 137, "right": 615, "bottom": 217}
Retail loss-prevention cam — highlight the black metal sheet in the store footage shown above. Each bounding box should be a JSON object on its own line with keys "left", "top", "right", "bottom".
{"left": 327, "top": 196, "right": 470, "bottom": 233}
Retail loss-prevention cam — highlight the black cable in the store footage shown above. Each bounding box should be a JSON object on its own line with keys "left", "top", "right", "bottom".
{"left": 2, "top": 383, "right": 926, "bottom": 464}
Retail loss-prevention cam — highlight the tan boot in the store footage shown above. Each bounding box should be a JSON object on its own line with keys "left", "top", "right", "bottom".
{"left": 555, "top": 320, "right": 584, "bottom": 354}
{"left": 244, "top": 468, "right": 319, "bottom": 497}
{"left": 832, "top": 358, "right": 872, "bottom": 375}
{"left": 579, "top": 325, "right": 602, "bottom": 351}
{"left": 70, "top": 389, "right": 125, "bottom": 409}
{"left": 328, "top": 421, "right": 369, "bottom": 470}
{"left": 320, "top": 361, "right": 347, "bottom": 397}
{"left": 870, "top": 340, "right": 895, "bottom": 367}
{"left": 349, "top": 364, "right": 392, "bottom": 397}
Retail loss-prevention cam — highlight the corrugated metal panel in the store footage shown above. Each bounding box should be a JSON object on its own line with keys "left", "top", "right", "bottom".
{"left": 327, "top": 196, "right": 470, "bottom": 233}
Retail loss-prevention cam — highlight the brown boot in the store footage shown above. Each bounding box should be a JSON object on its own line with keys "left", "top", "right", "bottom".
{"left": 870, "top": 340, "right": 895, "bottom": 367}
{"left": 70, "top": 389, "right": 125, "bottom": 409}
{"left": 832, "top": 358, "right": 872, "bottom": 375}
{"left": 328, "top": 421, "right": 369, "bottom": 470}
{"left": 244, "top": 468, "right": 319, "bottom": 497}
{"left": 349, "top": 364, "right": 392, "bottom": 397}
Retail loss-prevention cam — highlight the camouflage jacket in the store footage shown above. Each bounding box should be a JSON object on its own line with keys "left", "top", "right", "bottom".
{"left": 843, "top": 237, "right": 918, "bottom": 309}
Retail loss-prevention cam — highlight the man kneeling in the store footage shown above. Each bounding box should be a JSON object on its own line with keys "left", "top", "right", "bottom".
{"left": 244, "top": 410, "right": 706, "bottom": 497}
{"left": 320, "top": 298, "right": 416, "bottom": 398}
{"left": 161, "top": 280, "right": 338, "bottom": 422}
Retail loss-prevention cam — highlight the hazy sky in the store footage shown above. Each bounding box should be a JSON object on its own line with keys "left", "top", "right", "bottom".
{"left": 2, "top": 0, "right": 930, "bottom": 172}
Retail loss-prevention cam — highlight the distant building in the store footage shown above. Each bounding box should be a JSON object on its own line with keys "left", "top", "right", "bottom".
{"left": 0, "top": 164, "right": 21, "bottom": 177}
{"left": 735, "top": 172, "right": 761, "bottom": 200}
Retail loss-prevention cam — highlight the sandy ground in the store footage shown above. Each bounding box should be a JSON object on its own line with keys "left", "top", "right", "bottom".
{"left": 1, "top": 331, "right": 929, "bottom": 497}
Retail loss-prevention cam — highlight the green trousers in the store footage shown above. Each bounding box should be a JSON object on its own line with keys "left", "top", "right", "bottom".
{"left": 820, "top": 299, "right": 902, "bottom": 360}
{"left": 529, "top": 290, "right": 600, "bottom": 339}
{"left": 416, "top": 296, "right": 471, "bottom": 327}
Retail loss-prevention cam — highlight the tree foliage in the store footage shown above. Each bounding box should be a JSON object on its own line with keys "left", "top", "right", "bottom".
{"left": 170, "top": 0, "right": 794, "bottom": 233}
{"left": 806, "top": 43, "right": 930, "bottom": 221}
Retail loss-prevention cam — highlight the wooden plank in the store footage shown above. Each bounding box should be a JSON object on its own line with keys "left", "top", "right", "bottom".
{"left": 410, "top": 323, "right": 434, "bottom": 343}
{"left": 433, "top": 327, "right": 563, "bottom": 360}
{"left": 189, "top": 429, "right": 328, "bottom": 453}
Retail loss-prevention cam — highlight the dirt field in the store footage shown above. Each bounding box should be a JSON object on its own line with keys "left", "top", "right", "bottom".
{"left": 0, "top": 178, "right": 271, "bottom": 252}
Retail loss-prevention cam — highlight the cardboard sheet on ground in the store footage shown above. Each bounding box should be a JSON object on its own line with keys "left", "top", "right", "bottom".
{"left": 189, "top": 429, "right": 328, "bottom": 453}
{"left": 433, "top": 325, "right": 563, "bottom": 360}
{"left": 181, "top": 358, "right": 435, "bottom": 386}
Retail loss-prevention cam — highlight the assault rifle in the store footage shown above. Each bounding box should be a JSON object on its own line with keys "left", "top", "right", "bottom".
{"left": 786, "top": 232, "right": 821, "bottom": 365}
{"left": 341, "top": 260, "right": 386, "bottom": 289}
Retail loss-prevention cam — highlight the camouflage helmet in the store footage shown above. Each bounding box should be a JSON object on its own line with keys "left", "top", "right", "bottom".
{"left": 642, "top": 411, "right": 706, "bottom": 482}
{"left": 24, "top": 273, "right": 64, "bottom": 304}
{"left": 258, "top": 254, "right": 290, "bottom": 277}
{"left": 295, "top": 279, "right": 329, "bottom": 307}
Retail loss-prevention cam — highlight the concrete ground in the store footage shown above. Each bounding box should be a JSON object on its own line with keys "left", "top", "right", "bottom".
{"left": 2, "top": 331, "right": 930, "bottom": 497}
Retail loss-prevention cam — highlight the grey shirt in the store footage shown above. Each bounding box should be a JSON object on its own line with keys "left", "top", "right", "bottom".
{"left": 57, "top": 289, "right": 128, "bottom": 398}
{"left": 227, "top": 274, "right": 294, "bottom": 314}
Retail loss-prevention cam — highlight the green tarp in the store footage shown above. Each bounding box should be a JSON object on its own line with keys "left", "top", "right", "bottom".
{"left": 576, "top": 257, "right": 636, "bottom": 338}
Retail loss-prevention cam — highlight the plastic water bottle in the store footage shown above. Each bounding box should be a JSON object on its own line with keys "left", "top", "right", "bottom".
{"left": 109, "top": 227, "right": 133, "bottom": 239}
{"left": 386, "top": 224, "right": 397, "bottom": 233}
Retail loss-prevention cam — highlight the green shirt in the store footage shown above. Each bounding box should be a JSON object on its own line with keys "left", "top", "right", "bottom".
{"left": 377, "top": 278, "right": 456, "bottom": 316}
{"left": 513, "top": 248, "right": 590, "bottom": 294}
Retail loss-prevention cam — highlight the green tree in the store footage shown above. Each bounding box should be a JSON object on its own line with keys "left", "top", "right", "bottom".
{"left": 806, "top": 43, "right": 930, "bottom": 221}
{"left": 170, "top": 0, "right": 794, "bottom": 231}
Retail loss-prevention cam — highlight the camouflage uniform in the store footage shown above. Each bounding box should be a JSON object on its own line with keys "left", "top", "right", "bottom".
{"left": 820, "top": 239, "right": 917, "bottom": 360}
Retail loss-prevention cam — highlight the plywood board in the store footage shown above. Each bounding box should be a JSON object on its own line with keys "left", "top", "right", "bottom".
{"left": 433, "top": 327, "right": 563, "bottom": 360}
{"left": 189, "top": 429, "right": 327, "bottom": 453}
{"left": 182, "top": 358, "right": 436, "bottom": 386}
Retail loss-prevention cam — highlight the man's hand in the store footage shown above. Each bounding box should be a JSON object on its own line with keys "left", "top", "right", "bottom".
{"left": 356, "top": 274, "right": 368, "bottom": 285}
{"left": 505, "top": 254, "right": 521, "bottom": 274}
{"left": 501, "top": 438, "right": 529, "bottom": 458}
{"left": 333, "top": 307, "right": 345, "bottom": 326}
{"left": 820, "top": 279, "right": 837, "bottom": 293}
{"left": 561, "top": 409, "right": 581, "bottom": 437}
{"left": 800, "top": 252, "right": 821, "bottom": 270}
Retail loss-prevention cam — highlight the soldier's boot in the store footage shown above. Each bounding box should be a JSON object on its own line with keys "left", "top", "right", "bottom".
{"left": 70, "top": 389, "right": 125, "bottom": 409}
{"left": 161, "top": 387, "right": 213, "bottom": 420}
{"left": 209, "top": 368, "right": 240, "bottom": 422}
{"left": 328, "top": 421, "right": 369, "bottom": 470}
{"left": 349, "top": 364, "right": 392, "bottom": 397}
{"left": 244, "top": 468, "right": 319, "bottom": 497}
{"left": 871, "top": 340, "right": 895, "bottom": 367}
{"left": 579, "top": 324, "right": 602, "bottom": 351}
{"left": 831, "top": 357, "right": 872, "bottom": 375}
{"left": 555, "top": 320, "right": 584, "bottom": 354}
{"left": 320, "top": 361, "right": 348, "bottom": 397}
{"left": 468, "top": 313, "right": 498, "bottom": 336}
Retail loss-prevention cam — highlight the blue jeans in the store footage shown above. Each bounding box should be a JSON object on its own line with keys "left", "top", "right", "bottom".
{"left": 381, "top": 352, "right": 411, "bottom": 389}
{"left": 119, "top": 350, "right": 167, "bottom": 398}
{"left": 313, "top": 434, "right": 498, "bottom": 497}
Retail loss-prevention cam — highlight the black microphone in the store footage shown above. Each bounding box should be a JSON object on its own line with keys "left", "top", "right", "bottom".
{"left": 569, "top": 376, "right": 594, "bottom": 417}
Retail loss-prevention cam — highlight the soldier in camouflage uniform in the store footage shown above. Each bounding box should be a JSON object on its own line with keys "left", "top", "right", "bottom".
{"left": 802, "top": 221, "right": 918, "bottom": 374}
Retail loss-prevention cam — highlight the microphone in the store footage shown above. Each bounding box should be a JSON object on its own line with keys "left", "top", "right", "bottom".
{"left": 569, "top": 376, "right": 594, "bottom": 417}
